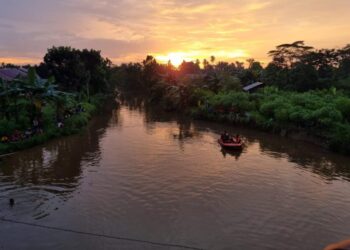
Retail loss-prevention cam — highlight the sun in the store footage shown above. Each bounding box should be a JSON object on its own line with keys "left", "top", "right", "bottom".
{"left": 155, "top": 52, "right": 192, "bottom": 67}
{"left": 167, "top": 52, "right": 186, "bottom": 67}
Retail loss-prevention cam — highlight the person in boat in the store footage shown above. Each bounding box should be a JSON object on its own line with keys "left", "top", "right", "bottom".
{"left": 221, "top": 131, "right": 231, "bottom": 142}
{"left": 226, "top": 132, "right": 231, "bottom": 141}
{"left": 233, "top": 134, "right": 241, "bottom": 144}
{"left": 220, "top": 132, "right": 226, "bottom": 142}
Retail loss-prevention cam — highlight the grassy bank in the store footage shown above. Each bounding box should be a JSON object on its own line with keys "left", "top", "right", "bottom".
{"left": 189, "top": 87, "right": 350, "bottom": 154}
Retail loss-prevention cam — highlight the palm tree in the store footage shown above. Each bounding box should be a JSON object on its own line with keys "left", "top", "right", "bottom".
{"left": 11, "top": 67, "right": 71, "bottom": 120}
{"left": 210, "top": 55, "right": 216, "bottom": 64}
{"left": 0, "top": 77, "right": 25, "bottom": 121}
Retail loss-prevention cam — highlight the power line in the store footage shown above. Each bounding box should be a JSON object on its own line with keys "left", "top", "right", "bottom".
{"left": 0, "top": 153, "right": 15, "bottom": 159}
{"left": 0, "top": 217, "right": 204, "bottom": 250}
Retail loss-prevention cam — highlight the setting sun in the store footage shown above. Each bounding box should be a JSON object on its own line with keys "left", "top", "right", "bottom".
{"left": 154, "top": 49, "right": 250, "bottom": 67}
{"left": 155, "top": 52, "right": 194, "bottom": 67}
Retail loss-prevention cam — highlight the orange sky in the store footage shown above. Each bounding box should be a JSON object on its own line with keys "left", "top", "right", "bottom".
{"left": 0, "top": 0, "right": 349, "bottom": 66}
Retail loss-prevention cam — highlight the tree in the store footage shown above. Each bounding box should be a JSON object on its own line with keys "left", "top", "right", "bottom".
{"left": 0, "top": 67, "right": 70, "bottom": 123}
{"left": 202, "top": 58, "right": 210, "bottom": 71}
{"left": 301, "top": 49, "right": 337, "bottom": 79}
{"left": 289, "top": 63, "right": 319, "bottom": 91}
{"left": 112, "top": 63, "right": 143, "bottom": 91}
{"left": 262, "top": 63, "right": 288, "bottom": 88}
{"left": 142, "top": 55, "right": 162, "bottom": 90}
{"left": 246, "top": 59, "right": 263, "bottom": 82}
{"left": 203, "top": 72, "right": 221, "bottom": 93}
{"left": 217, "top": 73, "right": 242, "bottom": 91}
{"left": 268, "top": 41, "right": 314, "bottom": 68}
{"left": 337, "top": 44, "right": 350, "bottom": 78}
{"left": 38, "top": 46, "right": 111, "bottom": 96}
{"left": 210, "top": 55, "right": 216, "bottom": 64}
{"left": 178, "top": 61, "right": 200, "bottom": 75}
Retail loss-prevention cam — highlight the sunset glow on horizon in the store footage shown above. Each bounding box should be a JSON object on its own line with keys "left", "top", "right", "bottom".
{"left": 156, "top": 52, "right": 194, "bottom": 67}
{"left": 0, "top": 0, "right": 349, "bottom": 65}
{"left": 155, "top": 49, "right": 249, "bottom": 67}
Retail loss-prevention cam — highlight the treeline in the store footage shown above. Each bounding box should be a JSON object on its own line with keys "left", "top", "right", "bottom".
{"left": 0, "top": 46, "right": 115, "bottom": 154}
{"left": 113, "top": 41, "right": 350, "bottom": 154}
{"left": 264, "top": 41, "right": 350, "bottom": 91}
{"left": 114, "top": 41, "right": 350, "bottom": 94}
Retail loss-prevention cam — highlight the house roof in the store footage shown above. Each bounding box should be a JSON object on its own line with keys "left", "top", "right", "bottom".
{"left": 0, "top": 68, "right": 28, "bottom": 81}
{"left": 243, "top": 82, "right": 264, "bottom": 91}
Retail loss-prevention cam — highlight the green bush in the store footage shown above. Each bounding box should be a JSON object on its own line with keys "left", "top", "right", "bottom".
{"left": 0, "top": 118, "right": 16, "bottom": 135}
{"left": 329, "top": 123, "right": 350, "bottom": 154}
{"left": 335, "top": 97, "right": 350, "bottom": 121}
{"left": 190, "top": 87, "right": 350, "bottom": 154}
{"left": 0, "top": 94, "right": 102, "bottom": 155}
{"left": 42, "top": 104, "right": 56, "bottom": 128}
{"left": 81, "top": 102, "right": 96, "bottom": 115}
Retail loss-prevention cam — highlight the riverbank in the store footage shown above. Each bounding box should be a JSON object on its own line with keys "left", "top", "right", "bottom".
{"left": 0, "top": 94, "right": 114, "bottom": 156}
{"left": 112, "top": 43, "right": 350, "bottom": 155}
{"left": 120, "top": 87, "right": 349, "bottom": 155}
{"left": 188, "top": 88, "right": 350, "bottom": 154}
{"left": 1, "top": 47, "right": 118, "bottom": 156}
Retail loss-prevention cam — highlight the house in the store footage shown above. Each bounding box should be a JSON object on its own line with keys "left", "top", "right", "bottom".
{"left": 243, "top": 82, "right": 264, "bottom": 93}
{"left": 0, "top": 68, "right": 28, "bottom": 81}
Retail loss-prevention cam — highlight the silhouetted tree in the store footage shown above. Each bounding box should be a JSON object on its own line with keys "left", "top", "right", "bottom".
{"left": 289, "top": 63, "right": 319, "bottom": 91}
{"left": 38, "top": 46, "right": 111, "bottom": 96}
{"left": 178, "top": 61, "right": 200, "bottom": 75}
{"left": 268, "top": 41, "right": 314, "bottom": 68}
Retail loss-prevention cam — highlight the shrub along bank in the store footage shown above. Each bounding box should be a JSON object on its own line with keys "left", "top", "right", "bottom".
{"left": 190, "top": 87, "right": 350, "bottom": 154}
{"left": 0, "top": 94, "right": 108, "bottom": 155}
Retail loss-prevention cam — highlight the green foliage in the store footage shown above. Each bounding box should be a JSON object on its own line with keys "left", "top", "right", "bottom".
{"left": 38, "top": 46, "right": 112, "bottom": 94}
{"left": 64, "top": 113, "right": 89, "bottom": 133}
{"left": 192, "top": 88, "right": 214, "bottom": 104}
{"left": 0, "top": 96, "right": 101, "bottom": 155}
{"left": 335, "top": 97, "right": 350, "bottom": 121}
{"left": 0, "top": 118, "right": 16, "bottom": 135}
{"left": 191, "top": 87, "right": 350, "bottom": 154}
{"left": 218, "top": 73, "right": 242, "bottom": 91}
{"left": 0, "top": 67, "right": 105, "bottom": 155}
{"left": 42, "top": 103, "right": 56, "bottom": 128}
{"left": 289, "top": 63, "right": 319, "bottom": 91}
{"left": 329, "top": 123, "right": 350, "bottom": 154}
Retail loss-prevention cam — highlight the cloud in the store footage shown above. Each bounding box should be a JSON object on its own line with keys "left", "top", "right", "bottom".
{"left": 0, "top": 0, "right": 349, "bottom": 64}
{"left": 245, "top": 1, "right": 271, "bottom": 11}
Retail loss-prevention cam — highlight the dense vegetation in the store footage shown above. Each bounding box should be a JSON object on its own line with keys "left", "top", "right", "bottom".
{"left": 113, "top": 41, "right": 350, "bottom": 154}
{"left": 2, "top": 42, "right": 350, "bottom": 154}
{"left": 0, "top": 47, "right": 115, "bottom": 155}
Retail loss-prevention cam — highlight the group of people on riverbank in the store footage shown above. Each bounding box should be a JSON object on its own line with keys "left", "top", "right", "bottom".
{"left": 0, "top": 105, "right": 86, "bottom": 144}
{"left": 1, "top": 117, "right": 44, "bottom": 143}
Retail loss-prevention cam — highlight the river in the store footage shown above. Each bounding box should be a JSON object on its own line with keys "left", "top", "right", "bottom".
{"left": 1, "top": 98, "right": 350, "bottom": 250}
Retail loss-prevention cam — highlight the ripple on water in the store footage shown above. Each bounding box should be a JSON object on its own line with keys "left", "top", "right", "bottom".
{"left": 1, "top": 105, "right": 350, "bottom": 250}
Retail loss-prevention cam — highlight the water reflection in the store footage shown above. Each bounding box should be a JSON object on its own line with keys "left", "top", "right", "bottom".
{"left": 258, "top": 135, "right": 350, "bottom": 181}
{"left": 120, "top": 96, "right": 350, "bottom": 181}
{"left": 1, "top": 97, "right": 350, "bottom": 250}
{"left": 221, "top": 148, "right": 243, "bottom": 160}
{"left": 0, "top": 103, "right": 113, "bottom": 219}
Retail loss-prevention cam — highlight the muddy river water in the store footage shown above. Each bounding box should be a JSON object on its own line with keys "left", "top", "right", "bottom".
{"left": 1, "top": 99, "right": 350, "bottom": 250}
